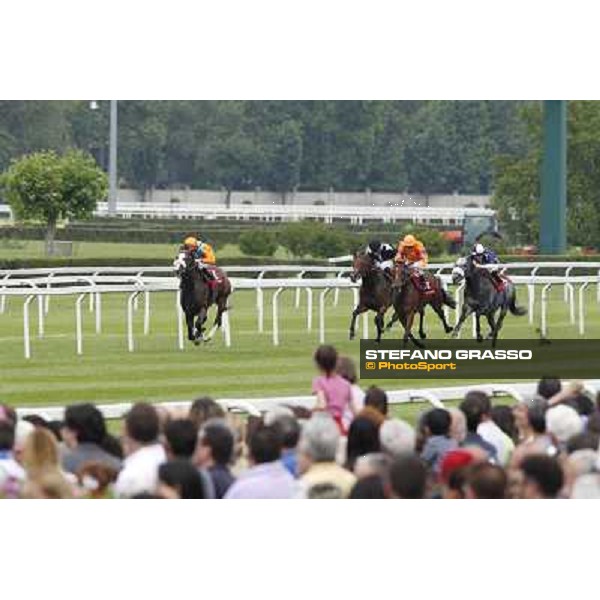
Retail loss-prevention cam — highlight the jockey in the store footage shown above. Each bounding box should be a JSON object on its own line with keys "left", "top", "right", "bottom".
{"left": 395, "top": 234, "right": 430, "bottom": 291}
{"left": 471, "top": 242, "right": 504, "bottom": 285}
{"left": 182, "top": 236, "right": 218, "bottom": 280}
{"left": 365, "top": 239, "right": 395, "bottom": 279}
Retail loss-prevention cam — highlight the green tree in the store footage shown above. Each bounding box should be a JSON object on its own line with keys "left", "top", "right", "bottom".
{"left": 239, "top": 229, "right": 277, "bottom": 256}
{"left": 265, "top": 119, "right": 303, "bottom": 204}
{"left": 1, "top": 150, "right": 107, "bottom": 253}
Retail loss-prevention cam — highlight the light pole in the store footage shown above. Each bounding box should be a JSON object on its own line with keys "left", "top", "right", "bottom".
{"left": 108, "top": 100, "right": 118, "bottom": 216}
{"left": 89, "top": 100, "right": 118, "bottom": 216}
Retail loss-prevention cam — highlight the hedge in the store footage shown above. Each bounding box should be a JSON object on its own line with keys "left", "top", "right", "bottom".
{"left": 0, "top": 256, "right": 330, "bottom": 270}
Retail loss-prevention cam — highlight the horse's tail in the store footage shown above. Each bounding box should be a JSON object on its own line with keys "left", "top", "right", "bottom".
{"left": 508, "top": 294, "right": 527, "bottom": 316}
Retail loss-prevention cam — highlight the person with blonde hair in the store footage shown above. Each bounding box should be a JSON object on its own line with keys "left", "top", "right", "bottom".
{"left": 21, "top": 428, "right": 75, "bottom": 497}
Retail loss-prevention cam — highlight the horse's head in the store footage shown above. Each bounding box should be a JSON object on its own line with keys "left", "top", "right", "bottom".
{"left": 173, "top": 249, "right": 194, "bottom": 277}
{"left": 349, "top": 251, "right": 374, "bottom": 283}
{"left": 451, "top": 256, "right": 468, "bottom": 285}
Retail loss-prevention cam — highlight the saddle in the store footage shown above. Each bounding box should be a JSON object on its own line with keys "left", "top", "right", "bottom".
{"left": 202, "top": 265, "right": 225, "bottom": 289}
{"left": 487, "top": 271, "right": 509, "bottom": 292}
{"left": 409, "top": 272, "right": 436, "bottom": 299}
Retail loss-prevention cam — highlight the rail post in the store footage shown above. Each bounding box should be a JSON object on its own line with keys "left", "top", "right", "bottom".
{"left": 294, "top": 271, "right": 305, "bottom": 309}
{"left": 23, "top": 294, "right": 34, "bottom": 359}
{"left": 256, "top": 271, "right": 265, "bottom": 333}
{"left": 579, "top": 282, "right": 590, "bottom": 336}
{"left": 75, "top": 292, "right": 87, "bottom": 355}
{"left": 541, "top": 283, "right": 552, "bottom": 338}
{"left": 319, "top": 288, "right": 331, "bottom": 344}
{"left": 306, "top": 288, "right": 313, "bottom": 331}
{"left": 176, "top": 290, "right": 184, "bottom": 350}
{"left": 272, "top": 287, "right": 284, "bottom": 346}
{"left": 127, "top": 291, "right": 141, "bottom": 352}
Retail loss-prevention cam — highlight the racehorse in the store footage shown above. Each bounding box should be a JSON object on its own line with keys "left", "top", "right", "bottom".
{"left": 389, "top": 264, "right": 456, "bottom": 348}
{"left": 173, "top": 250, "right": 232, "bottom": 345}
{"left": 450, "top": 256, "right": 526, "bottom": 346}
{"left": 348, "top": 251, "right": 394, "bottom": 343}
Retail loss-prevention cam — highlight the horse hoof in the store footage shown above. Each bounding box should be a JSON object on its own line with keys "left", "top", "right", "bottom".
{"left": 450, "top": 329, "right": 459, "bottom": 338}
{"left": 444, "top": 326, "right": 453, "bottom": 334}
{"left": 349, "top": 332, "right": 355, "bottom": 341}
{"left": 477, "top": 336, "right": 483, "bottom": 343}
{"left": 193, "top": 339, "right": 201, "bottom": 346}
{"left": 419, "top": 332, "right": 427, "bottom": 340}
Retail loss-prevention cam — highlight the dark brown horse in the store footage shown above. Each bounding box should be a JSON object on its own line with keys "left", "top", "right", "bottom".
{"left": 173, "top": 250, "right": 232, "bottom": 345}
{"left": 391, "top": 264, "right": 456, "bottom": 347}
{"left": 348, "top": 252, "right": 394, "bottom": 343}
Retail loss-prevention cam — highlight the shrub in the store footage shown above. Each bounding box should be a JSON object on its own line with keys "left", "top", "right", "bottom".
{"left": 238, "top": 229, "right": 277, "bottom": 257}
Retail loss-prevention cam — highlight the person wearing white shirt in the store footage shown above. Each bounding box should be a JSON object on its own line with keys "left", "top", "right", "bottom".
{"left": 114, "top": 404, "right": 166, "bottom": 498}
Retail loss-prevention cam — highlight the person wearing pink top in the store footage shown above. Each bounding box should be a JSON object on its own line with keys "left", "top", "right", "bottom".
{"left": 312, "top": 345, "right": 359, "bottom": 434}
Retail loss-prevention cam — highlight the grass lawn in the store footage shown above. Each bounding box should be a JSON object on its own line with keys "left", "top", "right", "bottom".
{"left": 0, "top": 239, "right": 292, "bottom": 261}
{"left": 1, "top": 278, "right": 599, "bottom": 425}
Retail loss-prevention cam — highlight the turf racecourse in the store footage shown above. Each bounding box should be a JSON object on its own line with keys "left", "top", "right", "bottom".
{"left": 1, "top": 285, "right": 599, "bottom": 418}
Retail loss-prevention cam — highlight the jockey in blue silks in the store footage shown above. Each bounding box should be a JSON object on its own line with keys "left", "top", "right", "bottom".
{"left": 471, "top": 243, "right": 504, "bottom": 287}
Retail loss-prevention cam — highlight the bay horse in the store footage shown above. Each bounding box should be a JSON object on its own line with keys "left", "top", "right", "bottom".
{"left": 390, "top": 263, "right": 456, "bottom": 347}
{"left": 450, "top": 256, "right": 526, "bottom": 346}
{"left": 173, "top": 250, "right": 232, "bottom": 345}
{"left": 348, "top": 251, "right": 394, "bottom": 343}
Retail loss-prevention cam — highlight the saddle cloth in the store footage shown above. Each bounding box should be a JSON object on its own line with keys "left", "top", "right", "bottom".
{"left": 409, "top": 272, "right": 436, "bottom": 298}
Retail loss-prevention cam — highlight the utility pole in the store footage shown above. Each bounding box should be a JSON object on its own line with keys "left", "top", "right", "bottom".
{"left": 108, "top": 100, "right": 118, "bottom": 216}
{"left": 539, "top": 100, "right": 567, "bottom": 254}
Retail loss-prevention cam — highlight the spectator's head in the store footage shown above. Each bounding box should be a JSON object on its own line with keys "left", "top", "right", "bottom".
{"left": 460, "top": 391, "right": 491, "bottom": 432}
{"left": 444, "top": 466, "right": 470, "bottom": 499}
{"left": 195, "top": 418, "right": 235, "bottom": 468}
{"left": 448, "top": 408, "right": 467, "bottom": 443}
{"left": 0, "top": 421, "right": 15, "bottom": 452}
{"left": 571, "top": 474, "right": 600, "bottom": 499}
{"left": 490, "top": 405, "right": 518, "bottom": 442}
{"left": 585, "top": 412, "right": 600, "bottom": 434}
{"left": 264, "top": 412, "right": 300, "bottom": 452}
{"left": 388, "top": 455, "right": 427, "bottom": 499}
{"left": 364, "top": 386, "right": 388, "bottom": 417}
{"left": 188, "top": 397, "right": 225, "bottom": 430}
{"left": 379, "top": 419, "right": 416, "bottom": 456}
{"left": 21, "top": 471, "right": 74, "bottom": 499}
{"left": 307, "top": 483, "right": 344, "bottom": 499}
{"left": 62, "top": 404, "right": 107, "bottom": 449}
{"left": 124, "top": 403, "right": 160, "bottom": 453}
{"left": 537, "top": 377, "right": 562, "bottom": 400}
{"left": 336, "top": 355, "right": 358, "bottom": 384}
{"left": 297, "top": 414, "right": 339, "bottom": 474}
{"left": 440, "top": 449, "right": 476, "bottom": 486}
{"left": 248, "top": 424, "right": 283, "bottom": 465}
{"left": 567, "top": 394, "right": 595, "bottom": 417}
{"left": 546, "top": 405, "right": 583, "bottom": 446}
{"left": 514, "top": 396, "right": 548, "bottom": 436}
{"left": 346, "top": 417, "right": 381, "bottom": 470}
{"left": 519, "top": 455, "right": 564, "bottom": 499}
{"left": 314, "top": 345, "right": 338, "bottom": 376}
{"left": 568, "top": 449, "right": 597, "bottom": 478}
{"left": 465, "top": 463, "right": 507, "bottom": 499}
{"left": 157, "top": 460, "right": 206, "bottom": 499}
{"left": 566, "top": 431, "right": 600, "bottom": 454}
{"left": 423, "top": 408, "right": 452, "bottom": 437}
{"left": 0, "top": 404, "right": 17, "bottom": 427}
{"left": 354, "top": 453, "right": 390, "bottom": 480}
{"left": 350, "top": 475, "right": 387, "bottom": 499}
{"left": 22, "top": 428, "right": 61, "bottom": 478}
{"left": 164, "top": 419, "right": 198, "bottom": 460}
{"left": 13, "top": 420, "right": 35, "bottom": 464}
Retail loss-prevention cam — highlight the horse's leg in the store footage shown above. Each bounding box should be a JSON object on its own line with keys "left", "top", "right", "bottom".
{"left": 375, "top": 309, "right": 386, "bottom": 343}
{"left": 418, "top": 307, "right": 427, "bottom": 339}
{"left": 476, "top": 313, "right": 483, "bottom": 343}
{"left": 185, "top": 311, "right": 196, "bottom": 341}
{"left": 194, "top": 306, "right": 207, "bottom": 343}
{"left": 385, "top": 311, "right": 400, "bottom": 331}
{"left": 349, "top": 305, "right": 367, "bottom": 340}
{"left": 402, "top": 309, "right": 423, "bottom": 348}
{"left": 491, "top": 306, "right": 508, "bottom": 347}
{"left": 430, "top": 302, "right": 453, "bottom": 335}
{"left": 485, "top": 311, "right": 496, "bottom": 340}
{"left": 451, "top": 304, "right": 474, "bottom": 338}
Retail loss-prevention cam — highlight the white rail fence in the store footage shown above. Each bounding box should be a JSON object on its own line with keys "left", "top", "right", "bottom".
{"left": 0, "top": 267, "right": 599, "bottom": 359}
{"left": 94, "top": 202, "right": 495, "bottom": 225}
{"left": 14, "top": 379, "right": 600, "bottom": 421}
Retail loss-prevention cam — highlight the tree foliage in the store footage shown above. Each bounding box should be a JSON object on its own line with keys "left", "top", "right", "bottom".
{"left": 492, "top": 101, "right": 600, "bottom": 249}
{"left": 0, "top": 150, "right": 107, "bottom": 252}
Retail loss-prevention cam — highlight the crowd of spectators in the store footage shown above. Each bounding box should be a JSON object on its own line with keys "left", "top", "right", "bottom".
{"left": 1, "top": 345, "right": 599, "bottom": 499}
